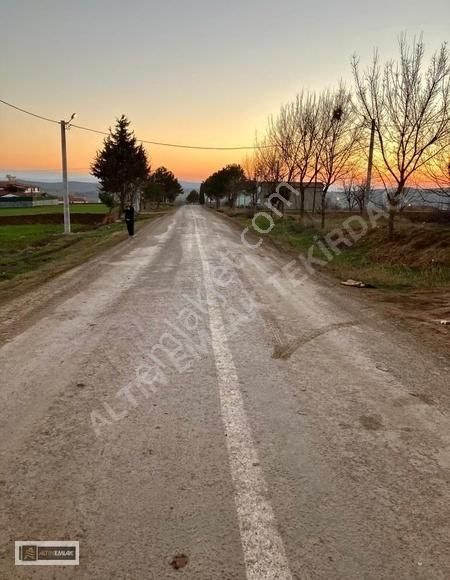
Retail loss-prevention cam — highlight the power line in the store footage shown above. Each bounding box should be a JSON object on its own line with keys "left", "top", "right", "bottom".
{"left": 0, "top": 98, "right": 60, "bottom": 125}
{"left": 69, "top": 122, "right": 264, "bottom": 150}
{"left": 2, "top": 97, "right": 445, "bottom": 155}
{"left": 0, "top": 97, "right": 265, "bottom": 151}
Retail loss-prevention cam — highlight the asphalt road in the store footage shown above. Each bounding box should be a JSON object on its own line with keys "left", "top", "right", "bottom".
{"left": 0, "top": 206, "right": 449, "bottom": 579}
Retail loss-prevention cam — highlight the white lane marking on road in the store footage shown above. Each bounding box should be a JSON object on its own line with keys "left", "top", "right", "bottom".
{"left": 194, "top": 216, "right": 293, "bottom": 580}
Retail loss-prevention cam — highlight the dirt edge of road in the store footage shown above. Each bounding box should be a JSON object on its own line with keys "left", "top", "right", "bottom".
{"left": 0, "top": 213, "right": 169, "bottom": 347}
{"left": 212, "top": 208, "right": 450, "bottom": 358}
{"left": 0, "top": 213, "right": 172, "bottom": 306}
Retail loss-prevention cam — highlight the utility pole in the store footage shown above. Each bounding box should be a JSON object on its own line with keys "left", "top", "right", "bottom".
{"left": 60, "top": 113, "right": 77, "bottom": 234}
{"left": 60, "top": 120, "right": 71, "bottom": 234}
{"left": 365, "top": 118, "right": 376, "bottom": 211}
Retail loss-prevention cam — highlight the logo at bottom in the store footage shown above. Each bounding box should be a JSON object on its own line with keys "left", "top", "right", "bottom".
{"left": 15, "top": 541, "right": 79, "bottom": 566}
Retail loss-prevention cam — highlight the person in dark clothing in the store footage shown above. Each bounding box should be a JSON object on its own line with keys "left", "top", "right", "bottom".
{"left": 124, "top": 204, "right": 135, "bottom": 237}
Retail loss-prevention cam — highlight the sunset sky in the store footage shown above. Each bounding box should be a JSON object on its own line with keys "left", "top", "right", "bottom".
{"left": 1, "top": 0, "right": 448, "bottom": 182}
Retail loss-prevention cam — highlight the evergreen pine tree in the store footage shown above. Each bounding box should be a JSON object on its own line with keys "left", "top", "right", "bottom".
{"left": 91, "top": 115, "right": 149, "bottom": 217}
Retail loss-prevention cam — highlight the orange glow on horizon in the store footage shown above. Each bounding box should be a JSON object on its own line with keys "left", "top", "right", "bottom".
{"left": 0, "top": 117, "right": 443, "bottom": 188}
{"left": 0, "top": 117, "right": 250, "bottom": 182}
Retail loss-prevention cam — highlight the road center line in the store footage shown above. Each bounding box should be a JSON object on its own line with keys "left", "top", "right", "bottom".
{"left": 194, "top": 216, "right": 293, "bottom": 580}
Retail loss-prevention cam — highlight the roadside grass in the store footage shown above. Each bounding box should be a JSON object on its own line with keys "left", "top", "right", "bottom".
{"left": 218, "top": 209, "right": 450, "bottom": 290}
{"left": 0, "top": 224, "right": 86, "bottom": 251}
{"left": 0, "top": 211, "right": 166, "bottom": 302}
{"left": 330, "top": 246, "right": 450, "bottom": 290}
{"left": 0, "top": 203, "right": 108, "bottom": 216}
{"left": 0, "top": 223, "right": 121, "bottom": 284}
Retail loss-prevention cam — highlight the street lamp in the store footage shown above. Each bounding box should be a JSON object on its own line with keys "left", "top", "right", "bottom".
{"left": 60, "top": 113, "right": 77, "bottom": 234}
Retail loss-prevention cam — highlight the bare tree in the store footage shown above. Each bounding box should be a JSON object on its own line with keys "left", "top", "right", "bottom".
{"left": 267, "top": 100, "right": 302, "bottom": 183}
{"left": 342, "top": 175, "right": 367, "bottom": 213}
{"left": 352, "top": 35, "right": 450, "bottom": 237}
{"left": 293, "top": 91, "right": 324, "bottom": 218}
{"left": 254, "top": 135, "right": 280, "bottom": 184}
{"left": 242, "top": 154, "right": 259, "bottom": 208}
{"left": 256, "top": 99, "right": 304, "bottom": 214}
{"left": 317, "top": 84, "right": 363, "bottom": 227}
{"left": 242, "top": 154, "right": 255, "bottom": 181}
{"left": 259, "top": 91, "right": 325, "bottom": 217}
{"left": 424, "top": 146, "right": 450, "bottom": 204}
{"left": 252, "top": 134, "right": 282, "bottom": 211}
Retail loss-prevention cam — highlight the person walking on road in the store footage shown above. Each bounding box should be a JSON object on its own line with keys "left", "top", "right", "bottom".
{"left": 124, "top": 204, "right": 135, "bottom": 237}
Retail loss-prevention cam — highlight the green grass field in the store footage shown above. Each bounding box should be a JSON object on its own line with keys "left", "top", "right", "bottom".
{"left": 0, "top": 203, "right": 107, "bottom": 216}
{"left": 0, "top": 224, "right": 87, "bottom": 251}
{"left": 0, "top": 209, "right": 171, "bottom": 302}
{"left": 0, "top": 220, "right": 129, "bottom": 299}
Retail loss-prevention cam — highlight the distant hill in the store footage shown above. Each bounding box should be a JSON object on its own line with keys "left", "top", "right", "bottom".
{"left": 19, "top": 179, "right": 100, "bottom": 202}
{"left": 180, "top": 181, "right": 201, "bottom": 193}
{"left": 17, "top": 178, "right": 202, "bottom": 204}
{"left": 369, "top": 188, "right": 449, "bottom": 209}
{"left": 327, "top": 187, "right": 449, "bottom": 210}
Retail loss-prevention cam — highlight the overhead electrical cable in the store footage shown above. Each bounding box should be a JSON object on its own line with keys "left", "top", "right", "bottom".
{"left": 0, "top": 98, "right": 269, "bottom": 150}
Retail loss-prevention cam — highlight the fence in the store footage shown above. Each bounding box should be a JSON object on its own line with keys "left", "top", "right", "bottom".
{"left": 0, "top": 199, "right": 60, "bottom": 208}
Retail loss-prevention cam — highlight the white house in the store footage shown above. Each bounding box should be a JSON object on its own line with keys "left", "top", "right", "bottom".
{"left": 0, "top": 178, "right": 41, "bottom": 197}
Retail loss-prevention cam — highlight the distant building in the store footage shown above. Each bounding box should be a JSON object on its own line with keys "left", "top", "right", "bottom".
{"left": 0, "top": 177, "right": 41, "bottom": 197}
{"left": 56, "top": 194, "right": 88, "bottom": 204}
{"left": 259, "top": 181, "right": 324, "bottom": 212}
{"left": 69, "top": 194, "right": 88, "bottom": 204}
{"left": 230, "top": 181, "right": 325, "bottom": 210}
